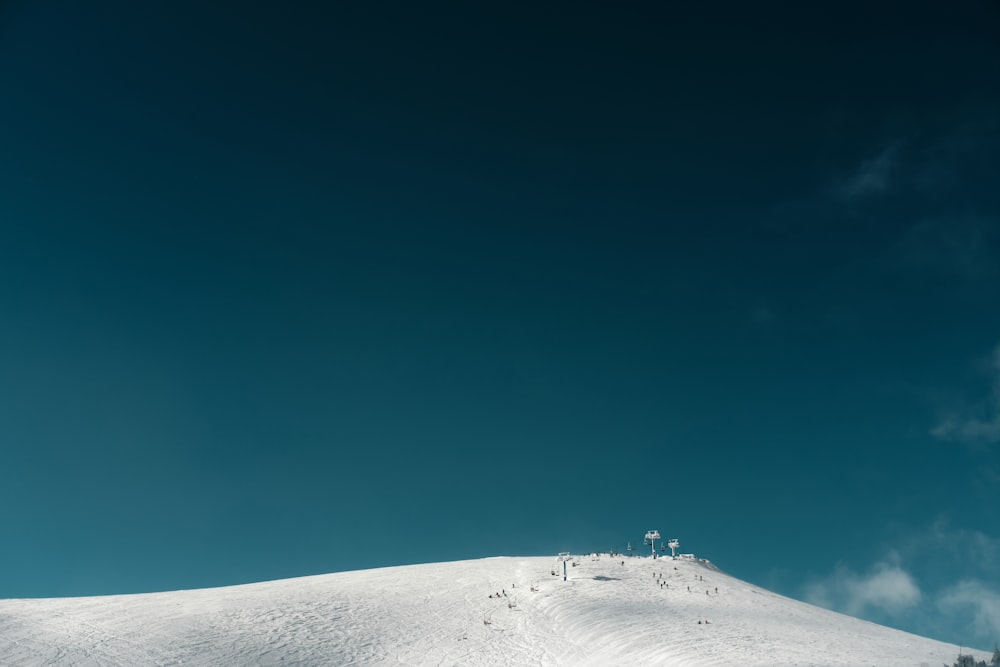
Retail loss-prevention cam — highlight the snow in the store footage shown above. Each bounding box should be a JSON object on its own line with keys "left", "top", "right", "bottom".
{"left": 0, "top": 554, "right": 989, "bottom": 666}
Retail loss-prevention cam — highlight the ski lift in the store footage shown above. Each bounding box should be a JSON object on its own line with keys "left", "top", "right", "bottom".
{"left": 557, "top": 552, "right": 572, "bottom": 581}
{"left": 644, "top": 530, "right": 661, "bottom": 556}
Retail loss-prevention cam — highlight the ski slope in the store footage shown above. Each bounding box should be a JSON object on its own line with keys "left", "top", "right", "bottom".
{"left": 0, "top": 554, "right": 987, "bottom": 666}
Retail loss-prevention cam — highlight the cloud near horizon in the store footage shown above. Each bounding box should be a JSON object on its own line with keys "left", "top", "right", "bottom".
{"left": 804, "top": 557, "right": 922, "bottom": 618}
{"left": 803, "top": 532, "right": 1000, "bottom": 648}
{"left": 938, "top": 580, "right": 1000, "bottom": 643}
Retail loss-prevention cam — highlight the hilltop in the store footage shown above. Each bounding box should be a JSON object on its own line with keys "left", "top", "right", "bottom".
{"left": 0, "top": 553, "right": 989, "bottom": 666}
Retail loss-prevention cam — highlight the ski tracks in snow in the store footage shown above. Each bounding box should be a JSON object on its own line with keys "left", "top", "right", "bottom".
{"left": 0, "top": 556, "right": 987, "bottom": 666}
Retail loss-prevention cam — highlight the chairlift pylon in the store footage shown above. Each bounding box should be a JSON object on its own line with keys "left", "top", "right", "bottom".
{"left": 644, "top": 530, "right": 661, "bottom": 556}
{"left": 667, "top": 538, "right": 680, "bottom": 558}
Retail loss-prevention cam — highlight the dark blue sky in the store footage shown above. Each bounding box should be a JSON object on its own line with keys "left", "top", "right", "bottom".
{"left": 2, "top": 0, "right": 999, "bottom": 648}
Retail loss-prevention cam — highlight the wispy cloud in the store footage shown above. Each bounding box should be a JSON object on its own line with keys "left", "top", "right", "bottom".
{"left": 932, "top": 344, "right": 1000, "bottom": 447}
{"left": 938, "top": 581, "right": 1000, "bottom": 642}
{"left": 804, "top": 526, "right": 1000, "bottom": 647}
{"left": 837, "top": 146, "right": 897, "bottom": 200}
{"left": 933, "top": 414, "right": 1000, "bottom": 447}
{"left": 802, "top": 527, "right": 1000, "bottom": 648}
{"left": 890, "top": 217, "right": 1000, "bottom": 282}
{"left": 804, "top": 556, "right": 921, "bottom": 617}
{"left": 923, "top": 519, "right": 1000, "bottom": 575}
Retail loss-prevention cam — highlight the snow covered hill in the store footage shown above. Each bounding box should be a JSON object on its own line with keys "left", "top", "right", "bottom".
{"left": 0, "top": 554, "right": 989, "bottom": 666}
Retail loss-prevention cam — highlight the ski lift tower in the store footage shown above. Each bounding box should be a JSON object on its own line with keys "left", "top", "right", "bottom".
{"left": 557, "top": 552, "right": 572, "bottom": 581}
{"left": 667, "top": 538, "right": 680, "bottom": 558}
{"left": 644, "top": 530, "right": 661, "bottom": 557}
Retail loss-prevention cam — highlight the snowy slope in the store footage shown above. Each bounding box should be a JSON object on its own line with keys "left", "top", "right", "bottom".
{"left": 0, "top": 554, "right": 988, "bottom": 666}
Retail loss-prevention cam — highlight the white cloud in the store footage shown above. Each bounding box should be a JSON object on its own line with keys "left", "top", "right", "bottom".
{"left": 805, "top": 557, "right": 922, "bottom": 618}
{"left": 937, "top": 580, "right": 1000, "bottom": 641}
{"left": 932, "top": 344, "right": 1000, "bottom": 447}
{"left": 804, "top": 529, "right": 1000, "bottom": 647}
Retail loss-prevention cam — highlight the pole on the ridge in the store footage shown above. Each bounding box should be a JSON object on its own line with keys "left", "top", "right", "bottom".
{"left": 645, "top": 530, "right": 661, "bottom": 557}
{"left": 558, "top": 552, "right": 571, "bottom": 582}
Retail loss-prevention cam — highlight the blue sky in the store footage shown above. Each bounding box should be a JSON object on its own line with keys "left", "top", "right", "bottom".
{"left": 1, "top": 0, "right": 999, "bottom": 650}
